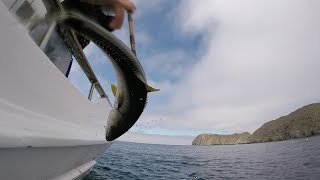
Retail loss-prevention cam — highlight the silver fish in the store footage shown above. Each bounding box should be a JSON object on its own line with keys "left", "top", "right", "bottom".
{"left": 106, "top": 58, "right": 158, "bottom": 141}
{"left": 57, "top": 12, "right": 158, "bottom": 141}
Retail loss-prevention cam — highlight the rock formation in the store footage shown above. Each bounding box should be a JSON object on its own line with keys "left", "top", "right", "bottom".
{"left": 192, "top": 103, "right": 320, "bottom": 145}
{"left": 192, "top": 132, "right": 251, "bottom": 145}
{"left": 249, "top": 103, "right": 320, "bottom": 143}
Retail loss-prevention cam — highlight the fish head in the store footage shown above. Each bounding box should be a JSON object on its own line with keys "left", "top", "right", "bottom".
{"left": 105, "top": 108, "right": 125, "bottom": 141}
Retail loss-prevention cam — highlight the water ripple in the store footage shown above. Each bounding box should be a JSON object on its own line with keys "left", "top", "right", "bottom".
{"left": 84, "top": 136, "right": 320, "bottom": 180}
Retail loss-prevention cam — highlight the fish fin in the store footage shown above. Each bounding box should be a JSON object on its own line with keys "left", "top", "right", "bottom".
{"left": 111, "top": 84, "right": 117, "bottom": 96}
{"left": 145, "top": 83, "right": 160, "bottom": 92}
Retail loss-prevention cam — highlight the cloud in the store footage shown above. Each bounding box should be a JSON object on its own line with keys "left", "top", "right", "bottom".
{"left": 131, "top": 0, "right": 320, "bottom": 140}
{"left": 164, "top": 0, "right": 320, "bottom": 133}
{"left": 118, "top": 131, "right": 194, "bottom": 145}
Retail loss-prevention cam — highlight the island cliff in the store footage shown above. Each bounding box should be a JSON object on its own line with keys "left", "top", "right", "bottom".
{"left": 193, "top": 103, "right": 320, "bottom": 145}
{"left": 192, "top": 132, "right": 251, "bottom": 145}
{"left": 248, "top": 103, "right": 320, "bottom": 143}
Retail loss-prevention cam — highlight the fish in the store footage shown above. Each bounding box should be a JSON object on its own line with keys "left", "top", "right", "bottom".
{"left": 56, "top": 12, "right": 159, "bottom": 141}
{"left": 105, "top": 54, "right": 159, "bottom": 141}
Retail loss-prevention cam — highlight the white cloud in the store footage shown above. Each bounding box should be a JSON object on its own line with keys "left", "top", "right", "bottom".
{"left": 132, "top": 0, "right": 320, "bottom": 141}
{"left": 163, "top": 0, "right": 320, "bottom": 133}
{"left": 118, "top": 131, "right": 194, "bottom": 145}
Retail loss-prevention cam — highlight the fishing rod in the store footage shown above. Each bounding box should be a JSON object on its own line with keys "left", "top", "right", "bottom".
{"left": 127, "top": 12, "right": 136, "bottom": 56}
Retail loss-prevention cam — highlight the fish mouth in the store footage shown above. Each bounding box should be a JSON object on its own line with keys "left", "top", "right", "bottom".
{"left": 105, "top": 127, "right": 119, "bottom": 141}
{"left": 105, "top": 108, "right": 124, "bottom": 141}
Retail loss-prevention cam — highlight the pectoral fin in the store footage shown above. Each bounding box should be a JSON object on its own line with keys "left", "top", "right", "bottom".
{"left": 111, "top": 84, "right": 117, "bottom": 96}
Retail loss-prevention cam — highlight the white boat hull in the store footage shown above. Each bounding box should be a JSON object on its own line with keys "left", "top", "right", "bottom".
{"left": 0, "top": 144, "right": 111, "bottom": 179}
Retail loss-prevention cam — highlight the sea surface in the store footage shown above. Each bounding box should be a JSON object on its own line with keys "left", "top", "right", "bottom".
{"left": 84, "top": 136, "right": 320, "bottom": 179}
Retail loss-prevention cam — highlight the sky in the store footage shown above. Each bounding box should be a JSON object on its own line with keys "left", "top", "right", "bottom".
{"left": 69, "top": 0, "right": 320, "bottom": 145}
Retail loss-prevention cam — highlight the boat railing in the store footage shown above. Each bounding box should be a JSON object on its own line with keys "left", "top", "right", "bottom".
{"left": 63, "top": 29, "right": 108, "bottom": 100}
{"left": 41, "top": 0, "right": 108, "bottom": 100}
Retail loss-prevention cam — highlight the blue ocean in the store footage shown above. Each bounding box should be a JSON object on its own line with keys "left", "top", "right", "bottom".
{"left": 84, "top": 136, "right": 320, "bottom": 179}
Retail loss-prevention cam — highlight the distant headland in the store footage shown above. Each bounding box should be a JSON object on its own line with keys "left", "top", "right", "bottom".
{"left": 192, "top": 103, "right": 320, "bottom": 145}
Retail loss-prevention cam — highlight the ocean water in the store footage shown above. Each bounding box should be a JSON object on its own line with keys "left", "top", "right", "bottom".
{"left": 84, "top": 136, "right": 320, "bottom": 179}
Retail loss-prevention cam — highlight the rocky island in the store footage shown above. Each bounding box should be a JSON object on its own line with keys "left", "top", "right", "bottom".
{"left": 192, "top": 132, "right": 250, "bottom": 145}
{"left": 192, "top": 103, "right": 320, "bottom": 145}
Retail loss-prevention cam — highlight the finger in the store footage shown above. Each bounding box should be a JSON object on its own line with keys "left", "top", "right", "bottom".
{"left": 129, "top": 4, "right": 136, "bottom": 13}
{"left": 127, "top": 6, "right": 135, "bottom": 13}
{"left": 126, "top": 1, "right": 135, "bottom": 12}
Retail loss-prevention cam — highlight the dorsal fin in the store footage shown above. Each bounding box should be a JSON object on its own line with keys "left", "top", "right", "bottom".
{"left": 145, "top": 83, "right": 160, "bottom": 92}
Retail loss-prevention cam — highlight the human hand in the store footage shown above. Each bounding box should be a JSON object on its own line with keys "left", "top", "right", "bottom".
{"left": 117, "top": 0, "right": 136, "bottom": 13}
{"left": 109, "top": 3, "right": 125, "bottom": 29}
